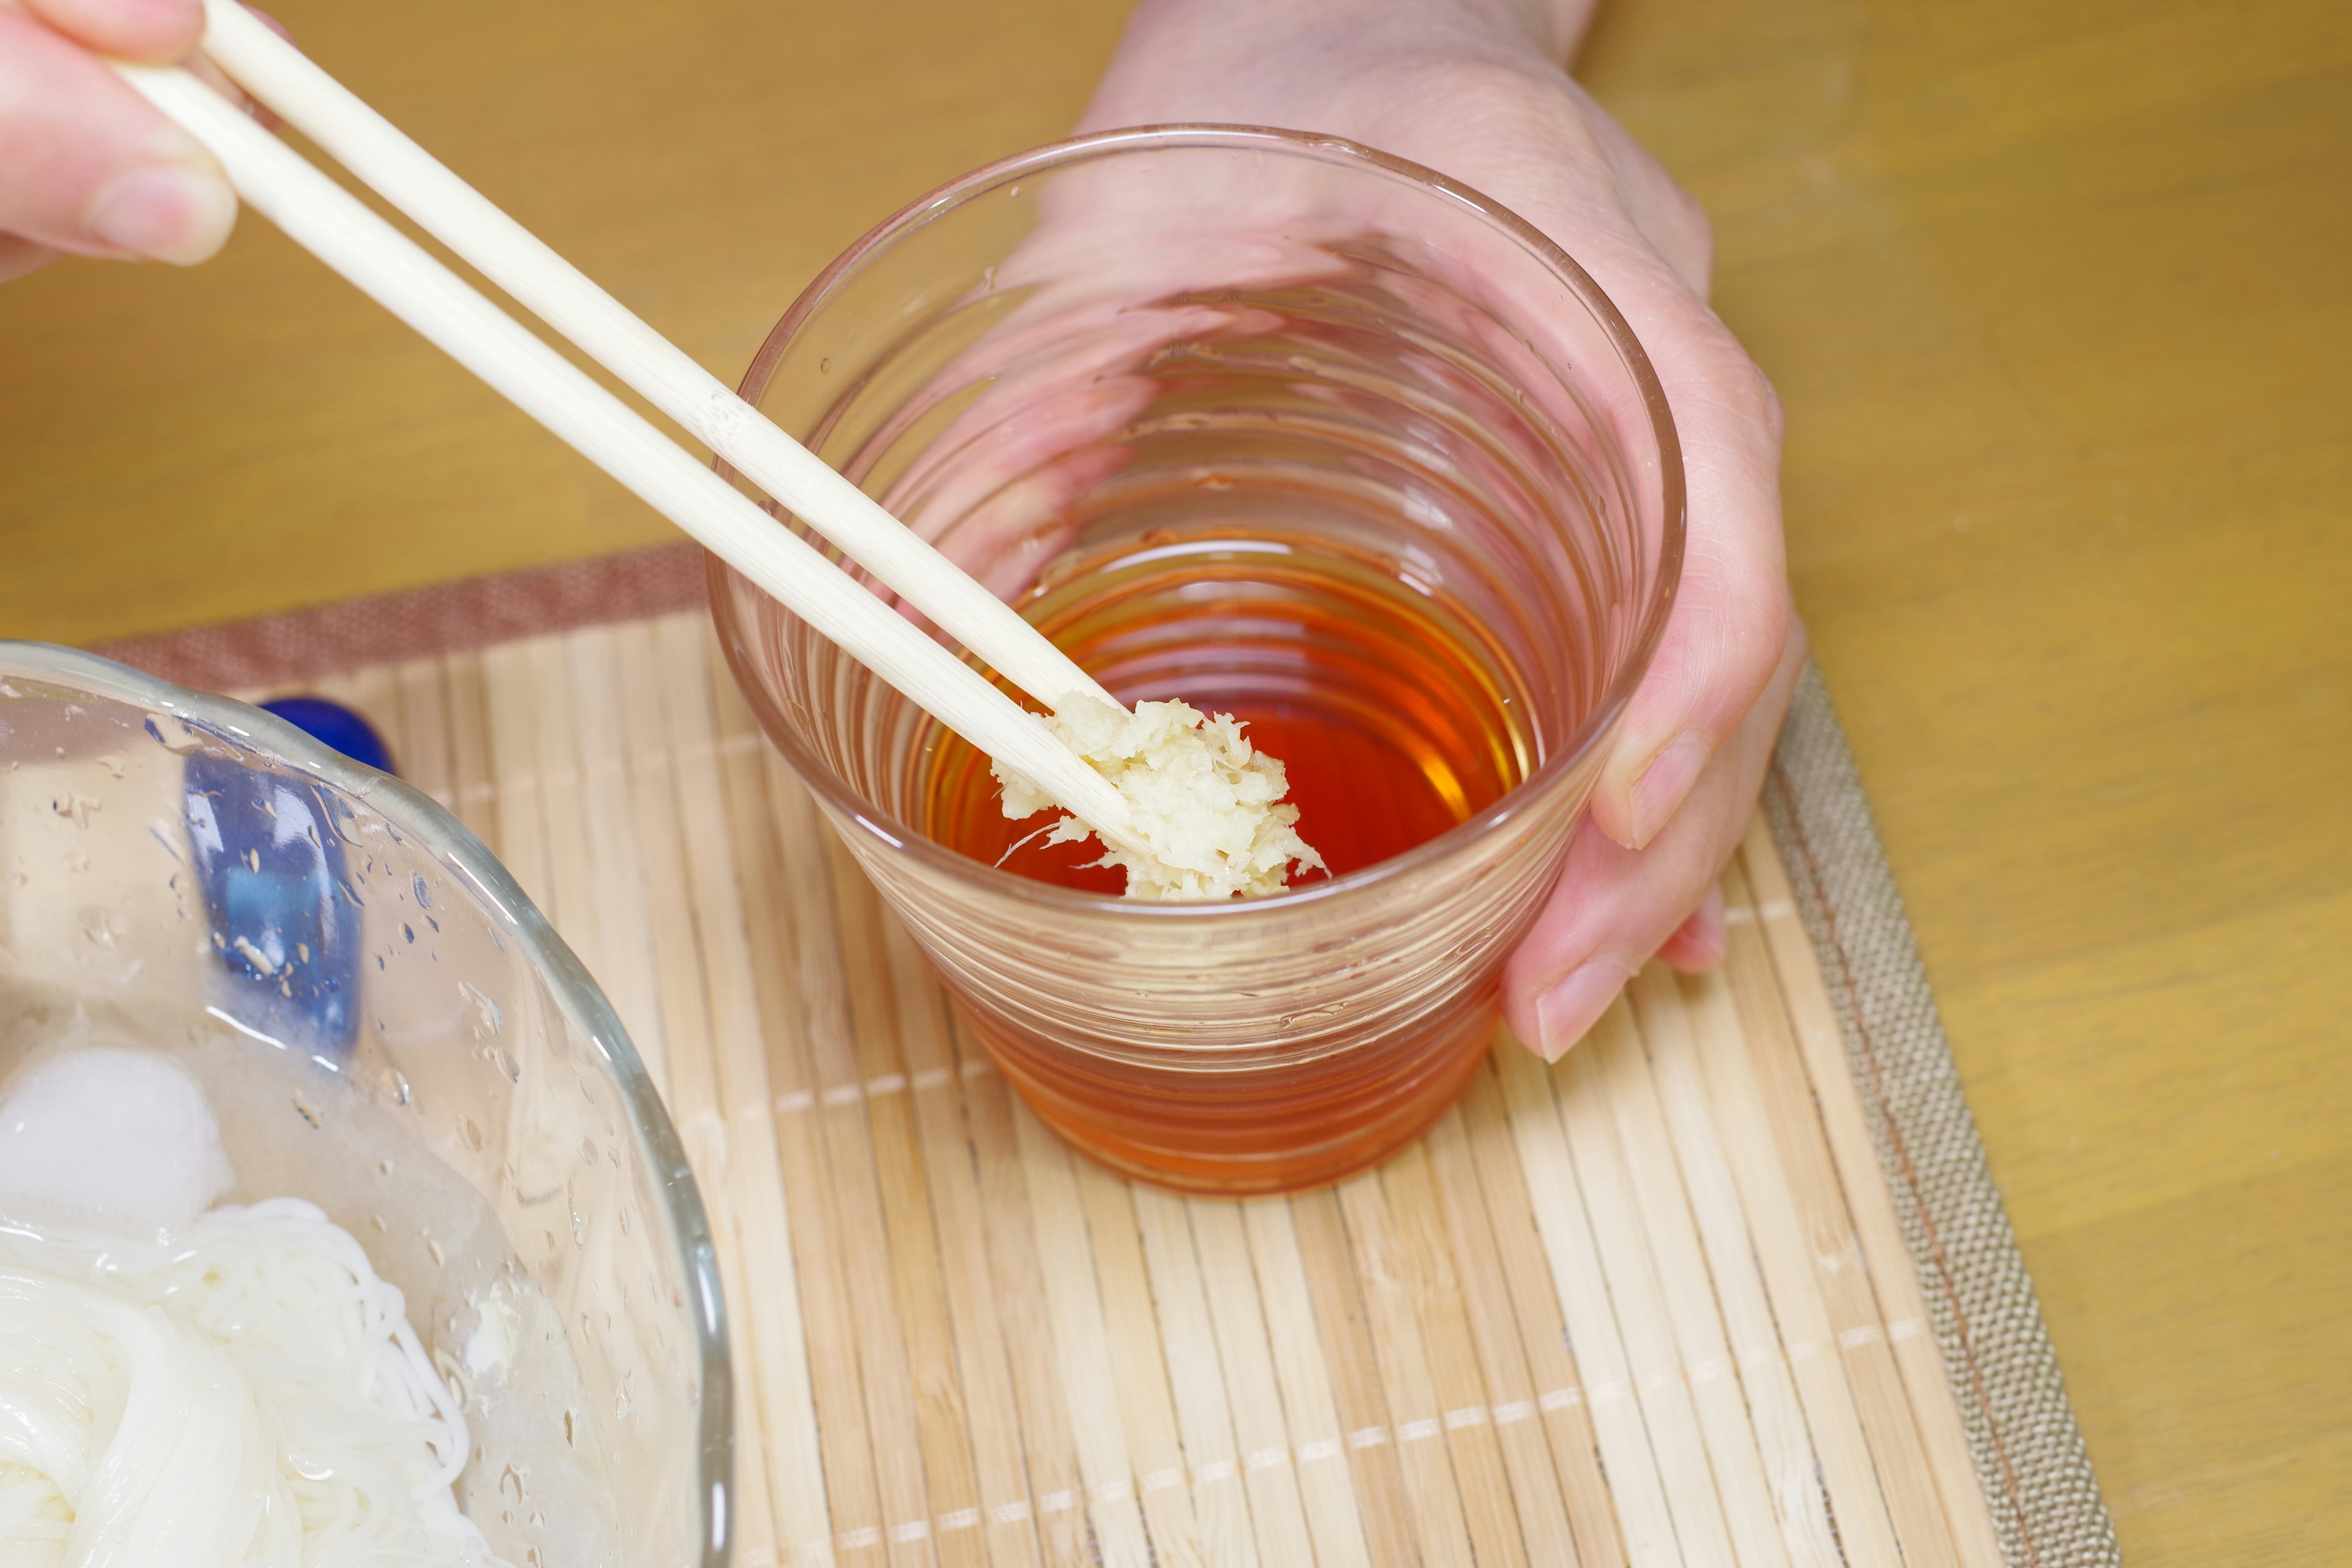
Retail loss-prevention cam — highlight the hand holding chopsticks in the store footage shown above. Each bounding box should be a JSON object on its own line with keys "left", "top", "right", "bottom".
{"left": 107, "top": 7, "right": 1143, "bottom": 853}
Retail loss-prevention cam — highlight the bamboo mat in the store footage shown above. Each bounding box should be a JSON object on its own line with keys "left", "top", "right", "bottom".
{"left": 224, "top": 604, "right": 2037, "bottom": 1568}
{"left": 102, "top": 545, "right": 2113, "bottom": 1568}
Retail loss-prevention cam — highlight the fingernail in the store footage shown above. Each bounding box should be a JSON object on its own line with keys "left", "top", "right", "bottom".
{"left": 1532, "top": 959, "right": 1635, "bottom": 1063}
{"left": 1628, "top": 734, "right": 1712, "bottom": 850}
{"left": 85, "top": 167, "right": 236, "bottom": 265}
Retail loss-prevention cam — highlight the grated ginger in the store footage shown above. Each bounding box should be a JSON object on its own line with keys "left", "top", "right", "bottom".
{"left": 993, "top": 693, "right": 1326, "bottom": 900}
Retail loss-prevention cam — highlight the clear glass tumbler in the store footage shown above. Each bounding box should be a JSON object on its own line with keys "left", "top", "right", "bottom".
{"left": 711, "top": 127, "right": 1683, "bottom": 1193}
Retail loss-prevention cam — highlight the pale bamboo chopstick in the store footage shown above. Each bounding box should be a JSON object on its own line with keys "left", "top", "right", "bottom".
{"left": 189, "top": 0, "right": 1113, "bottom": 717}
{"left": 107, "top": 62, "right": 1142, "bottom": 854}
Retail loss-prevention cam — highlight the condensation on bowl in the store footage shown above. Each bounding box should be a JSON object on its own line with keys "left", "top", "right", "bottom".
{"left": 0, "top": 649, "right": 729, "bottom": 1568}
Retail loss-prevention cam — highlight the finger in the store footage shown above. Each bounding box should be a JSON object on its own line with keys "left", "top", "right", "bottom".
{"left": 15, "top": 0, "right": 200, "bottom": 61}
{"left": 1570, "top": 85, "right": 1712, "bottom": 297}
{"left": 1502, "top": 616, "right": 1804, "bottom": 1060}
{"left": 206, "top": 7, "right": 295, "bottom": 130}
{"left": 0, "top": 233, "right": 61, "bottom": 282}
{"left": 1584, "top": 288, "right": 1791, "bottom": 853}
{"left": 184, "top": 50, "right": 273, "bottom": 130}
{"left": 0, "top": 6, "right": 236, "bottom": 263}
{"left": 1653, "top": 883, "right": 1726, "bottom": 972}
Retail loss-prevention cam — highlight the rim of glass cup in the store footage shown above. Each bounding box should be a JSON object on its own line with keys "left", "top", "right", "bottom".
{"left": 0, "top": 640, "right": 736, "bottom": 1568}
{"left": 722, "top": 124, "right": 1687, "bottom": 918}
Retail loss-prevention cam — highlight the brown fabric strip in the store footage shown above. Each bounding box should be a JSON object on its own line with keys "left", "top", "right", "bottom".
{"left": 1764, "top": 665, "right": 2120, "bottom": 1568}
{"left": 92, "top": 541, "right": 707, "bottom": 693}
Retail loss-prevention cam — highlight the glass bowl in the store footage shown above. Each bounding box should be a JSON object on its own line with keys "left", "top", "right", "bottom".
{"left": 0, "top": 642, "right": 732, "bottom": 1568}
{"left": 711, "top": 127, "right": 1683, "bottom": 1193}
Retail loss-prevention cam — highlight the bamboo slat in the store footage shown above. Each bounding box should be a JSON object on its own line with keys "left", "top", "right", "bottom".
{"left": 954, "top": 1020, "right": 1094, "bottom": 1568}
{"left": 390, "top": 657, "right": 451, "bottom": 813}
{"left": 1453, "top": 1068, "right": 1627, "bottom": 1568}
{"left": 1333, "top": 1167, "right": 1482, "bottom": 1568}
{"left": 317, "top": 612, "right": 2009, "bottom": 1568}
{"left": 1291, "top": 1186, "right": 1426, "bottom": 1568}
{"left": 1733, "top": 823, "right": 2008, "bottom": 1568}
{"left": 1185, "top": 1197, "right": 1327, "bottom": 1568}
{"left": 1234, "top": 1196, "right": 1378, "bottom": 1568}
{"left": 1552, "top": 1019, "right": 1738, "bottom": 1568}
{"left": 1586, "top": 1003, "right": 1787, "bottom": 1568}
{"left": 1714, "top": 859, "right": 1956, "bottom": 1568}
{"left": 1496, "top": 1033, "right": 1687, "bottom": 1568}
{"left": 1625, "top": 969, "right": 1841, "bottom": 1568}
{"left": 1419, "top": 1109, "right": 1581, "bottom": 1568}
{"left": 1679, "top": 949, "right": 1906, "bottom": 1568}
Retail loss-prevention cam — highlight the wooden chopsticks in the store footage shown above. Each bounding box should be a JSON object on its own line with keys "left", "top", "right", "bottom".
{"left": 107, "top": 17, "right": 1140, "bottom": 853}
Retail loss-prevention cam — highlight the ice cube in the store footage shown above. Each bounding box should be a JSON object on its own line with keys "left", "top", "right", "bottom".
{"left": 0, "top": 1047, "right": 236, "bottom": 1232}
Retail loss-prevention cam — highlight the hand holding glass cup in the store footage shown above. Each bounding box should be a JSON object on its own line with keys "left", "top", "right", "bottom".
{"left": 712, "top": 128, "right": 1689, "bottom": 1193}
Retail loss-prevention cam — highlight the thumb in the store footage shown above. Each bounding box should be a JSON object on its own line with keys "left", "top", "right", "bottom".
{"left": 0, "top": 7, "right": 236, "bottom": 265}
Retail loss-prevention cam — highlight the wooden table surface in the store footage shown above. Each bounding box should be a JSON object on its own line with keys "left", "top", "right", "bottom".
{"left": 2, "top": 0, "right": 2344, "bottom": 1559}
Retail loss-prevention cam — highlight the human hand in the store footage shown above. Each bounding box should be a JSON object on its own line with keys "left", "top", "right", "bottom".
{"left": 1080, "top": 0, "right": 1800, "bottom": 1059}
{"left": 0, "top": 0, "right": 239, "bottom": 282}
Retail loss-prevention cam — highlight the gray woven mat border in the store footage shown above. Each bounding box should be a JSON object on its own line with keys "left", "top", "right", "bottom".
{"left": 1764, "top": 665, "right": 2119, "bottom": 1568}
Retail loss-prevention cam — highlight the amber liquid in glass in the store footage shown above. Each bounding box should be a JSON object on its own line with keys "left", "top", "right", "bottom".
{"left": 921, "top": 527, "right": 1541, "bottom": 1191}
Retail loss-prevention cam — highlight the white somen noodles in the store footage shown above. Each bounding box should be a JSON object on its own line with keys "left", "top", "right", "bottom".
{"left": 0, "top": 1050, "right": 507, "bottom": 1568}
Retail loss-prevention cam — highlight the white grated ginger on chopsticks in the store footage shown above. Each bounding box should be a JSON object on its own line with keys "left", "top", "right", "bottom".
{"left": 993, "top": 694, "right": 1325, "bottom": 901}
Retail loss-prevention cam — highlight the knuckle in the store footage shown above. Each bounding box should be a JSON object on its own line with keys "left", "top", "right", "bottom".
{"left": 1721, "top": 352, "right": 1777, "bottom": 424}
{"left": 1702, "top": 350, "right": 1783, "bottom": 448}
{"left": 1751, "top": 368, "right": 1787, "bottom": 442}
{"left": 1711, "top": 585, "right": 1790, "bottom": 684}
{"left": 1656, "top": 177, "right": 1712, "bottom": 257}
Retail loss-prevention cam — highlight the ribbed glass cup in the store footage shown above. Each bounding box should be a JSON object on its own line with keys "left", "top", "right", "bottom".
{"left": 712, "top": 127, "right": 1683, "bottom": 1193}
